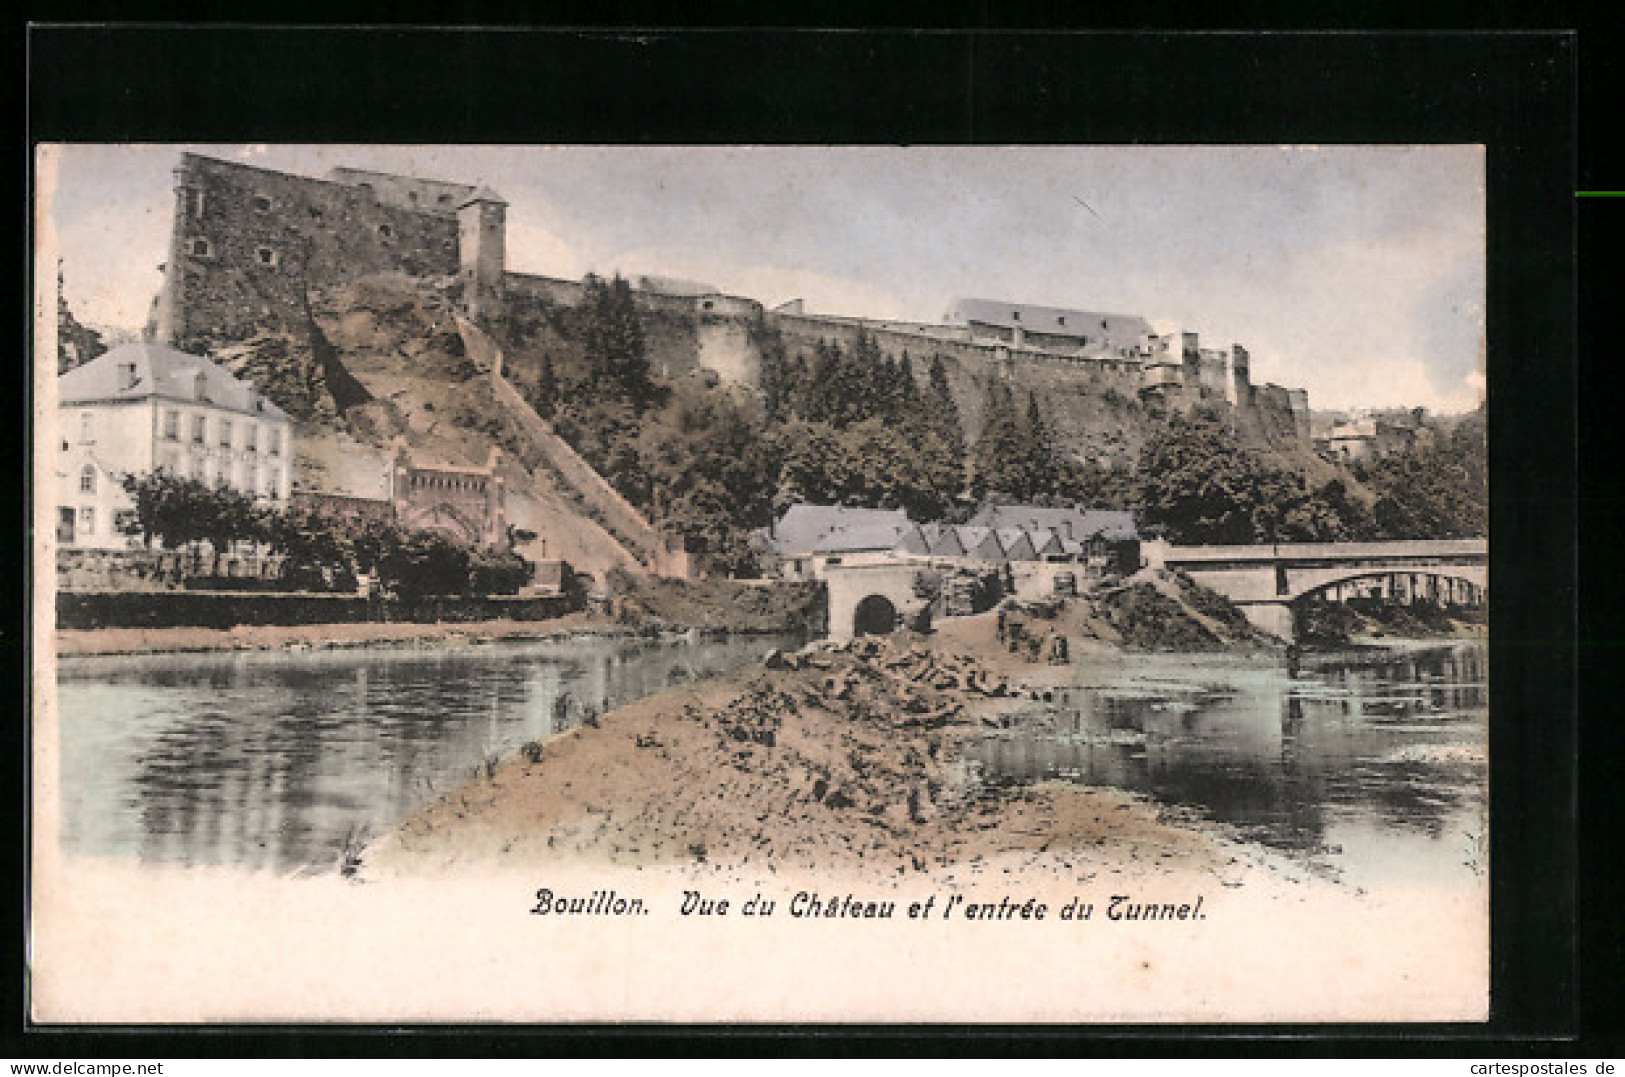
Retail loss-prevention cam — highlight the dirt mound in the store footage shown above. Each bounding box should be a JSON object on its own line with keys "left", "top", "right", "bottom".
{"left": 604, "top": 571, "right": 824, "bottom": 633}
{"left": 1094, "top": 569, "right": 1268, "bottom": 651}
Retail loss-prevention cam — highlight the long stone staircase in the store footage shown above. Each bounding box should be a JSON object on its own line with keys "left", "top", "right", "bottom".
{"left": 455, "top": 316, "right": 689, "bottom": 577}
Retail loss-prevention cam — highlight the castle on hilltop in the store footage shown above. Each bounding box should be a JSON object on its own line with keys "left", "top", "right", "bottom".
{"left": 152, "top": 153, "right": 1310, "bottom": 457}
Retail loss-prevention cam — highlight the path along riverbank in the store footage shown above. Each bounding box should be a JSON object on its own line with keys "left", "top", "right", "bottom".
{"left": 52, "top": 612, "right": 638, "bottom": 658}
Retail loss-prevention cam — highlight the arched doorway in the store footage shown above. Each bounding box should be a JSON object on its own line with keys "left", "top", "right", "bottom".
{"left": 853, "top": 594, "right": 898, "bottom": 638}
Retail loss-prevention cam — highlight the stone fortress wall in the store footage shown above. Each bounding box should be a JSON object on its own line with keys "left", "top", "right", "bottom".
{"left": 155, "top": 154, "right": 469, "bottom": 351}
{"left": 156, "top": 154, "right": 1311, "bottom": 465}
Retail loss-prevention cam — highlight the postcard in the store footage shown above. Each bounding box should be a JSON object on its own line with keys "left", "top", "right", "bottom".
{"left": 32, "top": 142, "right": 1490, "bottom": 1024}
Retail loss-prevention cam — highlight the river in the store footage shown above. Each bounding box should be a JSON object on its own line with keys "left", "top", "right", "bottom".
{"left": 53, "top": 636, "right": 1487, "bottom": 887}
{"left": 965, "top": 641, "right": 1489, "bottom": 893}
{"left": 53, "top": 633, "right": 796, "bottom": 873}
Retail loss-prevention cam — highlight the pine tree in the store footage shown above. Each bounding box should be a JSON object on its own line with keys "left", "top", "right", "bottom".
{"left": 897, "top": 353, "right": 923, "bottom": 418}
{"left": 1022, "top": 391, "right": 1058, "bottom": 497}
{"left": 926, "top": 354, "right": 964, "bottom": 460}
{"left": 531, "top": 353, "right": 559, "bottom": 418}
{"left": 972, "top": 382, "right": 1024, "bottom": 499}
{"left": 581, "top": 272, "right": 651, "bottom": 405}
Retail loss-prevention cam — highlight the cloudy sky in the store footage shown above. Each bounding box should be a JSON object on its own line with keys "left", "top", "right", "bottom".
{"left": 38, "top": 143, "right": 1485, "bottom": 413}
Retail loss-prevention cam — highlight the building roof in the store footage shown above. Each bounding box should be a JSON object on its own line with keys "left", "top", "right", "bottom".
{"left": 944, "top": 298, "right": 1155, "bottom": 347}
{"left": 1032, "top": 530, "right": 1066, "bottom": 557}
{"left": 968, "top": 504, "right": 1138, "bottom": 542}
{"left": 995, "top": 528, "right": 1038, "bottom": 560}
{"left": 58, "top": 343, "right": 290, "bottom": 421}
{"left": 813, "top": 523, "right": 910, "bottom": 554}
{"left": 954, "top": 526, "right": 1007, "bottom": 561}
{"left": 766, "top": 504, "right": 910, "bottom": 556}
{"left": 894, "top": 524, "right": 931, "bottom": 556}
{"left": 922, "top": 524, "right": 966, "bottom": 558}
{"left": 457, "top": 185, "right": 508, "bottom": 208}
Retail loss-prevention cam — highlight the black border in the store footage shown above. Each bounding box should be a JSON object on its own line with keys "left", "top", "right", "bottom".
{"left": 18, "top": 24, "right": 1585, "bottom": 1056}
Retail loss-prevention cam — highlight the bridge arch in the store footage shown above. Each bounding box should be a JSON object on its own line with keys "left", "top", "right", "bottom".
{"left": 1289, "top": 568, "right": 1486, "bottom": 607}
{"left": 853, "top": 594, "right": 899, "bottom": 637}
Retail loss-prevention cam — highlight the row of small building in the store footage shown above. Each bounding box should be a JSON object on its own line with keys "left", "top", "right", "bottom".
{"left": 760, "top": 503, "right": 1141, "bottom": 582}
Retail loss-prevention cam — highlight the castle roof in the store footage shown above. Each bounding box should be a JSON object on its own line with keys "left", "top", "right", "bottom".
{"left": 458, "top": 186, "right": 508, "bottom": 208}
{"left": 636, "top": 275, "right": 722, "bottom": 298}
{"left": 58, "top": 343, "right": 290, "bottom": 421}
{"left": 945, "top": 297, "right": 1155, "bottom": 346}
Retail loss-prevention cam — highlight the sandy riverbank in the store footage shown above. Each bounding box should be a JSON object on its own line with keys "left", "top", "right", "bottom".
{"left": 367, "top": 614, "right": 1291, "bottom": 891}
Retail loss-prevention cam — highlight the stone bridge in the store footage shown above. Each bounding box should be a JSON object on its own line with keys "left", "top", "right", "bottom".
{"left": 1147, "top": 538, "right": 1488, "bottom": 639}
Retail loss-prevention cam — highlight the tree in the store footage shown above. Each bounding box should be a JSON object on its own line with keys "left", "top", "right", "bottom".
{"left": 925, "top": 354, "right": 965, "bottom": 461}
{"left": 581, "top": 273, "right": 651, "bottom": 406}
{"left": 1356, "top": 404, "right": 1487, "bottom": 539}
{"left": 1134, "top": 409, "right": 1269, "bottom": 544}
{"left": 1019, "top": 391, "right": 1059, "bottom": 497}
{"left": 971, "top": 383, "right": 1025, "bottom": 499}
{"left": 265, "top": 505, "right": 356, "bottom": 590}
{"left": 376, "top": 529, "right": 473, "bottom": 600}
{"left": 1135, "top": 409, "right": 1373, "bottom": 544}
{"left": 528, "top": 352, "right": 560, "bottom": 419}
{"left": 57, "top": 264, "right": 106, "bottom": 374}
{"left": 119, "top": 473, "right": 267, "bottom": 551}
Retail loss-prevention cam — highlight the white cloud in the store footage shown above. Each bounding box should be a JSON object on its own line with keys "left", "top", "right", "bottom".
{"left": 55, "top": 199, "right": 170, "bottom": 329}
{"left": 505, "top": 221, "right": 584, "bottom": 280}
{"left": 595, "top": 245, "right": 913, "bottom": 320}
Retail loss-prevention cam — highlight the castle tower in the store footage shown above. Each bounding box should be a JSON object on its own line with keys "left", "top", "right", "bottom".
{"left": 154, "top": 159, "right": 203, "bottom": 346}
{"left": 1228, "top": 343, "right": 1251, "bottom": 406}
{"left": 457, "top": 187, "right": 507, "bottom": 322}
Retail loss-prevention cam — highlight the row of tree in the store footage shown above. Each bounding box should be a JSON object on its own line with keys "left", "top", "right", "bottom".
{"left": 116, "top": 473, "right": 531, "bottom": 598}
{"left": 1135, "top": 407, "right": 1487, "bottom": 544}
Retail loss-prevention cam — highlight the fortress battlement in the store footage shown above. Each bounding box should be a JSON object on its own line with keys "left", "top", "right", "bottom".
{"left": 152, "top": 153, "right": 1311, "bottom": 454}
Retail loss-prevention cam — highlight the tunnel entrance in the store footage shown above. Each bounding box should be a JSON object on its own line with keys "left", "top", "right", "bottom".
{"left": 853, "top": 594, "right": 899, "bottom": 638}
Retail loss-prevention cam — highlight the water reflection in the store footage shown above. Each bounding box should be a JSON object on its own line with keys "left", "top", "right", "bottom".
{"left": 57, "top": 634, "right": 794, "bottom": 874}
{"left": 964, "top": 643, "right": 1488, "bottom": 890}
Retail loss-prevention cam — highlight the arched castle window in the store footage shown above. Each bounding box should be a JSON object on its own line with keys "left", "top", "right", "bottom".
{"left": 188, "top": 237, "right": 213, "bottom": 258}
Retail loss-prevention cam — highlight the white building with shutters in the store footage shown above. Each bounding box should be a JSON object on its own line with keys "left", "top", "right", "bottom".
{"left": 55, "top": 342, "right": 293, "bottom": 550}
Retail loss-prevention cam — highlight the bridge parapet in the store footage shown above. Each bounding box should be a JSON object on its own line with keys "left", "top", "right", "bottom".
{"left": 1160, "top": 539, "right": 1486, "bottom": 564}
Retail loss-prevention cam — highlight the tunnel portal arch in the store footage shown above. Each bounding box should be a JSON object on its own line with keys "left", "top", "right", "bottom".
{"left": 853, "top": 594, "right": 899, "bottom": 638}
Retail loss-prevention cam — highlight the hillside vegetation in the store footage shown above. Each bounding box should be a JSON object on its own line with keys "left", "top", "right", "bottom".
{"left": 227, "top": 271, "right": 1484, "bottom": 582}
